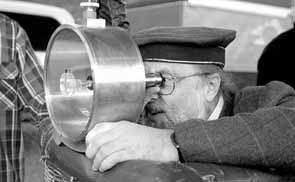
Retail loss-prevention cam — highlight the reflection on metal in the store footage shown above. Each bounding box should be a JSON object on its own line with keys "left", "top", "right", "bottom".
{"left": 201, "top": 174, "right": 216, "bottom": 182}
{"left": 145, "top": 73, "right": 163, "bottom": 88}
{"left": 59, "top": 69, "right": 93, "bottom": 96}
{"left": 45, "top": 24, "right": 152, "bottom": 152}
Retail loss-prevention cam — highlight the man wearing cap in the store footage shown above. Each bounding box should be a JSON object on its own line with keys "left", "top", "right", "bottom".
{"left": 85, "top": 26, "right": 295, "bottom": 174}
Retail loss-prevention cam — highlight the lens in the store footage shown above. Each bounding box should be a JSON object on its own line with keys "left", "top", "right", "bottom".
{"left": 159, "top": 73, "right": 175, "bottom": 95}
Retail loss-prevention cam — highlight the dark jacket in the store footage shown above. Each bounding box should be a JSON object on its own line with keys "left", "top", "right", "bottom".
{"left": 175, "top": 81, "right": 295, "bottom": 174}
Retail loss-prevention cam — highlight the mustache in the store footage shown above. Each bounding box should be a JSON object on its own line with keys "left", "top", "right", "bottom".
{"left": 139, "top": 102, "right": 173, "bottom": 129}
{"left": 145, "top": 100, "right": 166, "bottom": 114}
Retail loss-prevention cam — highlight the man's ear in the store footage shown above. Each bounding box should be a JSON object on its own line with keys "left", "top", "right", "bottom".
{"left": 204, "top": 73, "right": 221, "bottom": 102}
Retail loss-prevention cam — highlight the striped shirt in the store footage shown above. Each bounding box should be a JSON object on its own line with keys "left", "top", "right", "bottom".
{"left": 0, "top": 13, "right": 49, "bottom": 182}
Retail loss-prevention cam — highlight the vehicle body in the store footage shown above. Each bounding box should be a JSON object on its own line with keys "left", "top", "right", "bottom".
{"left": 0, "top": 0, "right": 75, "bottom": 66}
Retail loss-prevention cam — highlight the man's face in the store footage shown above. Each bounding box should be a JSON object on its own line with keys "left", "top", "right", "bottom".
{"left": 143, "top": 61, "right": 211, "bottom": 128}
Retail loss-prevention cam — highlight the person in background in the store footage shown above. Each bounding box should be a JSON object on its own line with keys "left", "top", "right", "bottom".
{"left": 85, "top": 26, "right": 295, "bottom": 175}
{"left": 257, "top": 3, "right": 295, "bottom": 88}
{"left": 0, "top": 13, "right": 49, "bottom": 182}
{"left": 256, "top": 26, "right": 295, "bottom": 88}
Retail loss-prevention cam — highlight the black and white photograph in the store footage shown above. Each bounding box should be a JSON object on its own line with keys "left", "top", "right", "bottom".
{"left": 0, "top": 0, "right": 294, "bottom": 182}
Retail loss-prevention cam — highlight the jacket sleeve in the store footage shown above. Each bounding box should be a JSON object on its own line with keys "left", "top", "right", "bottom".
{"left": 174, "top": 81, "right": 295, "bottom": 173}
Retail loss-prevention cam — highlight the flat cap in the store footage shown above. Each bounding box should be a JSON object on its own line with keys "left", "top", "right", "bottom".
{"left": 133, "top": 26, "right": 236, "bottom": 67}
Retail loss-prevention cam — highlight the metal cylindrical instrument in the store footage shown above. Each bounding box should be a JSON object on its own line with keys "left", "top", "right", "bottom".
{"left": 45, "top": 24, "right": 160, "bottom": 152}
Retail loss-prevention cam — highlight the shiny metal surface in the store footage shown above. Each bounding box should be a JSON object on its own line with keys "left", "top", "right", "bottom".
{"left": 45, "top": 24, "right": 146, "bottom": 151}
{"left": 145, "top": 73, "right": 163, "bottom": 88}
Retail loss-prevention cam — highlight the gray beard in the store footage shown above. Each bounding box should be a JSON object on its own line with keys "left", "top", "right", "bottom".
{"left": 136, "top": 101, "right": 175, "bottom": 129}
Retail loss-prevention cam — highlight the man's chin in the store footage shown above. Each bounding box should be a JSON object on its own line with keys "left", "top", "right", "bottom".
{"left": 147, "top": 113, "right": 174, "bottom": 129}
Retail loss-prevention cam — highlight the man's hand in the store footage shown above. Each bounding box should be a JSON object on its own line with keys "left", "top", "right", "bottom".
{"left": 85, "top": 121, "right": 179, "bottom": 172}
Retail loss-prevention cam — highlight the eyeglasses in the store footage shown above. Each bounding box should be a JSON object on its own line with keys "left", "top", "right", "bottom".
{"left": 159, "top": 72, "right": 211, "bottom": 95}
